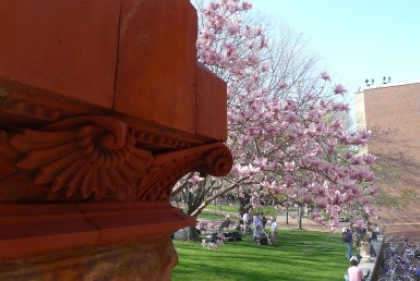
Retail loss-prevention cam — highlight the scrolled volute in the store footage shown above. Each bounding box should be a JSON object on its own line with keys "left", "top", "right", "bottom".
{"left": 205, "top": 145, "right": 233, "bottom": 177}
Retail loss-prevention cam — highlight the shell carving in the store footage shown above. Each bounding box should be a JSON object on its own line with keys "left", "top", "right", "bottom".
{"left": 10, "top": 116, "right": 154, "bottom": 200}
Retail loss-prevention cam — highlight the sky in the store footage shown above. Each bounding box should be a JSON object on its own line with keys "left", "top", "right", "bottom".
{"left": 252, "top": 0, "right": 420, "bottom": 96}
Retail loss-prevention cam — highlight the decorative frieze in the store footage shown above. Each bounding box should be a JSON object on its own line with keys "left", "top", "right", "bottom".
{"left": 1, "top": 115, "right": 232, "bottom": 202}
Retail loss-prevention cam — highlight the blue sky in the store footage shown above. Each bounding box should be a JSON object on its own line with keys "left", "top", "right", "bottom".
{"left": 252, "top": 0, "right": 420, "bottom": 94}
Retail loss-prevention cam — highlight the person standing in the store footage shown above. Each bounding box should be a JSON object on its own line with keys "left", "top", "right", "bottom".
{"left": 368, "top": 238, "right": 377, "bottom": 257}
{"left": 371, "top": 224, "right": 379, "bottom": 242}
{"left": 224, "top": 213, "right": 231, "bottom": 229}
{"left": 248, "top": 212, "right": 253, "bottom": 227}
{"left": 242, "top": 211, "right": 249, "bottom": 234}
{"left": 262, "top": 213, "right": 267, "bottom": 229}
{"left": 270, "top": 216, "right": 277, "bottom": 245}
{"left": 373, "top": 224, "right": 380, "bottom": 235}
{"left": 253, "top": 213, "right": 262, "bottom": 228}
{"left": 342, "top": 228, "right": 353, "bottom": 260}
{"left": 346, "top": 257, "right": 365, "bottom": 281}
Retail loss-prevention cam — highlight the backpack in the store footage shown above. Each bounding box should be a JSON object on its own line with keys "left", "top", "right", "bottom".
{"left": 342, "top": 232, "right": 349, "bottom": 243}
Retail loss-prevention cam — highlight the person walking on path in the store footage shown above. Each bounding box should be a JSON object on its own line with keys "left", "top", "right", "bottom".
{"left": 373, "top": 224, "right": 380, "bottom": 235}
{"left": 270, "top": 216, "right": 277, "bottom": 245}
{"left": 342, "top": 228, "right": 353, "bottom": 260}
{"left": 345, "top": 257, "right": 365, "bottom": 281}
{"left": 371, "top": 223, "right": 380, "bottom": 242}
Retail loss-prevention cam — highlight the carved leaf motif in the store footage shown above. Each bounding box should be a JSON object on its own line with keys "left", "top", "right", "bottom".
{"left": 9, "top": 116, "right": 154, "bottom": 200}
{"left": 138, "top": 143, "right": 233, "bottom": 201}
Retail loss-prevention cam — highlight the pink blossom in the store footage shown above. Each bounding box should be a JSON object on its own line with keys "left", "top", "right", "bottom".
{"left": 284, "top": 161, "right": 298, "bottom": 172}
{"left": 242, "top": 1, "right": 252, "bottom": 11}
{"left": 277, "top": 82, "right": 288, "bottom": 89}
{"left": 241, "top": 164, "right": 260, "bottom": 177}
{"left": 240, "top": 135, "right": 252, "bottom": 145}
{"left": 253, "top": 158, "right": 268, "bottom": 169}
{"left": 320, "top": 71, "right": 331, "bottom": 81}
{"left": 260, "top": 63, "right": 269, "bottom": 72}
{"left": 358, "top": 196, "right": 371, "bottom": 206}
{"left": 227, "top": 21, "right": 240, "bottom": 35}
{"left": 360, "top": 130, "right": 372, "bottom": 139}
{"left": 333, "top": 84, "right": 347, "bottom": 95}
{"left": 247, "top": 53, "right": 260, "bottom": 68}
{"left": 285, "top": 111, "right": 298, "bottom": 123}
{"left": 314, "top": 197, "right": 327, "bottom": 208}
{"left": 364, "top": 171, "right": 376, "bottom": 182}
{"left": 260, "top": 35, "right": 268, "bottom": 49}
{"left": 227, "top": 3, "right": 239, "bottom": 14}
{"left": 332, "top": 102, "right": 350, "bottom": 112}
{"left": 332, "top": 194, "right": 341, "bottom": 205}
{"left": 253, "top": 25, "right": 263, "bottom": 36}
{"left": 367, "top": 186, "right": 379, "bottom": 196}
{"left": 303, "top": 193, "right": 312, "bottom": 204}
{"left": 362, "top": 154, "right": 375, "bottom": 165}
{"left": 261, "top": 180, "right": 273, "bottom": 190}
{"left": 189, "top": 175, "right": 204, "bottom": 184}
{"left": 209, "top": 2, "right": 220, "bottom": 12}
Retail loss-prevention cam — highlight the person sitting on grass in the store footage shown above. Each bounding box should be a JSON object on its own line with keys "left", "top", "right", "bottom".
{"left": 253, "top": 224, "right": 264, "bottom": 244}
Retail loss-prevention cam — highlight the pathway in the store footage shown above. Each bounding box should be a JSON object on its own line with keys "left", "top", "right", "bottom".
{"left": 357, "top": 233, "right": 383, "bottom": 281}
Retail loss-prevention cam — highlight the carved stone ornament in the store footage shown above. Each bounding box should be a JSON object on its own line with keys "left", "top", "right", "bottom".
{"left": 0, "top": 1, "right": 231, "bottom": 278}
{"left": 5, "top": 115, "right": 233, "bottom": 202}
{"left": 0, "top": 236, "right": 178, "bottom": 281}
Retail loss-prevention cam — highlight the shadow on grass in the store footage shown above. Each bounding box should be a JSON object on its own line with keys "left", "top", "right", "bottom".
{"left": 173, "top": 229, "right": 350, "bottom": 281}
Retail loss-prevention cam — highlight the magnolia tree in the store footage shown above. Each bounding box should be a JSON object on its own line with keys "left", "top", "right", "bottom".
{"left": 172, "top": 0, "right": 378, "bottom": 233}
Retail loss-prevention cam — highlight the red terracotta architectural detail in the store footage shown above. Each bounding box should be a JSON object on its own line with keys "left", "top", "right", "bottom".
{"left": 205, "top": 146, "right": 233, "bottom": 177}
{"left": 0, "top": 236, "right": 178, "bottom": 280}
{"left": 138, "top": 143, "right": 232, "bottom": 201}
{"left": 2, "top": 91, "right": 61, "bottom": 122}
{"left": 0, "top": 0, "right": 231, "bottom": 278}
{"left": 6, "top": 116, "right": 233, "bottom": 202}
{"left": 9, "top": 116, "right": 154, "bottom": 200}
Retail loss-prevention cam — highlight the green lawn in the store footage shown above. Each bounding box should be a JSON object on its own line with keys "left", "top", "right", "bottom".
{"left": 198, "top": 204, "right": 279, "bottom": 220}
{"left": 197, "top": 210, "right": 226, "bottom": 220}
{"left": 172, "top": 230, "right": 354, "bottom": 281}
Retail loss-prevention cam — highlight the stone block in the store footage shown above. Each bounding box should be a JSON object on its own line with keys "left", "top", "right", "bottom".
{"left": 0, "top": 237, "right": 178, "bottom": 281}
{"left": 0, "top": 0, "right": 120, "bottom": 108}
{"left": 196, "top": 63, "right": 227, "bottom": 141}
{"left": 0, "top": 202, "right": 194, "bottom": 261}
{"left": 115, "top": 0, "right": 198, "bottom": 134}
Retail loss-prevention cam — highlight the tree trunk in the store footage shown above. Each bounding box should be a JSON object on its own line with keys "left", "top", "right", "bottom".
{"left": 297, "top": 205, "right": 303, "bottom": 230}
{"left": 187, "top": 226, "right": 200, "bottom": 242}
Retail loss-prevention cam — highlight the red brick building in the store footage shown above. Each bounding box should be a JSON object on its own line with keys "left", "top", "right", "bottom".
{"left": 355, "top": 81, "right": 420, "bottom": 234}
